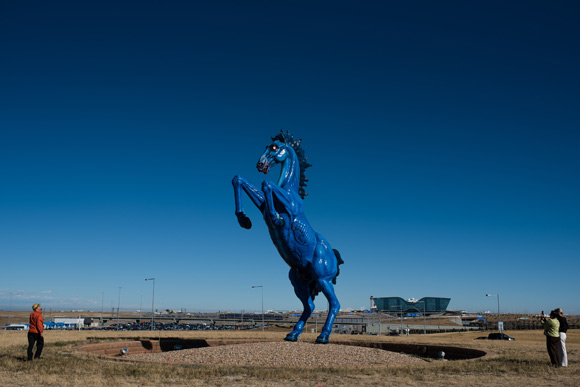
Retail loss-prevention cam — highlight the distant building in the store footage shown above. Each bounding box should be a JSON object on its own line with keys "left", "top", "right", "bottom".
{"left": 53, "top": 317, "right": 85, "bottom": 329}
{"left": 370, "top": 296, "right": 451, "bottom": 316}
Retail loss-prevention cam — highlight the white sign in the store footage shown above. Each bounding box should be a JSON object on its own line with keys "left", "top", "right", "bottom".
{"left": 498, "top": 321, "right": 504, "bottom": 331}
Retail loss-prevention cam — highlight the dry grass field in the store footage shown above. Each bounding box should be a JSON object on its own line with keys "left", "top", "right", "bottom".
{"left": 0, "top": 327, "right": 578, "bottom": 386}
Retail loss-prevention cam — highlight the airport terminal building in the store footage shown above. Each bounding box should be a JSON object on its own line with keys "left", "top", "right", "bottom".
{"left": 371, "top": 296, "right": 451, "bottom": 316}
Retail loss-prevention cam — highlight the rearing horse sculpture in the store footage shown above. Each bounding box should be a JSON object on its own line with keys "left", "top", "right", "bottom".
{"left": 232, "top": 131, "right": 343, "bottom": 344}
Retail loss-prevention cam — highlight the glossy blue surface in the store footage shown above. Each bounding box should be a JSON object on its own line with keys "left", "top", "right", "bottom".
{"left": 233, "top": 131, "right": 343, "bottom": 344}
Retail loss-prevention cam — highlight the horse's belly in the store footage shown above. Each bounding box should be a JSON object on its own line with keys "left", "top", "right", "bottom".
{"left": 268, "top": 219, "right": 316, "bottom": 268}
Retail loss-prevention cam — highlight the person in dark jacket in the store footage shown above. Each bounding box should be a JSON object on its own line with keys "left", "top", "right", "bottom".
{"left": 555, "top": 308, "right": 569, "bottom": 367}
{"left": 27, "top": 303, "right": 44, "bottom": 361}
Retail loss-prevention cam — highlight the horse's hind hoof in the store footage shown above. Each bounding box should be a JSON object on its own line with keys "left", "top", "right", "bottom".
{"left": 284, "top": 333, "right": 299, "bottom": 342}
{"left": 315, "top": 335, "right": 329, "bottom": 344}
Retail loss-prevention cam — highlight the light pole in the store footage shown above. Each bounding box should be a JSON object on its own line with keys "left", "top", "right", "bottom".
{"left": 100, "top": 292, "right": 104, "bottom": 327}
{"left": 391, "top": 305, "right": 403, "bottom": 333}
{"left": 8, "top": 292, "right": 12, "bottom": 326}
{"left": 400, "top": 304, "right": 403, "bottom": 333}
{"left": 146, "top": 278, "right": 155, "bottom": 331}
{"left": 117, "top": 287, "right": 122, "bottom": 330}
{"left": 252, "top": 285, "right": 264, "bottom": 332}
{"left": 315, "top": 314, "right": 318, "bottom": 333}
{"left": 416, "top": 301, "right": 426, "bottom": 335}
{"left": 422, "top": 303, "right": 426, "bottom": 335}
{"left": 486, "top": 293, "right": 501, "bottom": 332}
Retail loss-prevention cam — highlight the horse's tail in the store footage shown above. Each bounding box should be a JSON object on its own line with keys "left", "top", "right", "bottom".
{"left": 332, "top": 249, "right": 344, "bottom": 285}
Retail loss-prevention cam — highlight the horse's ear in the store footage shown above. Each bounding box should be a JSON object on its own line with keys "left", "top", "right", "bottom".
{"left": 272, "top": 131, "right": 286, "bottom": 143}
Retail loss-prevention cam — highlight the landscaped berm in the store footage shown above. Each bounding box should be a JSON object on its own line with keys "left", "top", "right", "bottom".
{"left": 0, "top": 329, "right": 578, "bottom": 386}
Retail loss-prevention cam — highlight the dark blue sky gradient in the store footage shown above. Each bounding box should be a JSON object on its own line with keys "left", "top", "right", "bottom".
{"left": 1, "top": 1, "right": 579, "bottom": 314}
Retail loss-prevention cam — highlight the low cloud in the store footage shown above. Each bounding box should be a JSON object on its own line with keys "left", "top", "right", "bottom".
{"left": 0, "top": 289, "right": 99, "bottom": 310}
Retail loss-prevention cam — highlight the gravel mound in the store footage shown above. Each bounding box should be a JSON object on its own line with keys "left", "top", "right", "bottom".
{"left": 128, "top": 341, "right": 425, "bottom": 368}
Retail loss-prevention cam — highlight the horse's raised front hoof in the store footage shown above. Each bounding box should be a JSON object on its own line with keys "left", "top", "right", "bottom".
{"left": 236, "top": 212, "right": 252, "bottom": 229}
{"left": 315, "top": 334, "right": 329, "bottom": 344}
{"left": 284, "top": 332, "right": 300, "bottom": 342}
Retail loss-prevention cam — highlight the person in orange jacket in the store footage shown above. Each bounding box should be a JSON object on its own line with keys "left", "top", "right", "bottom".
{"left": 27, "top": 303, "right": 44, "bottom": 361}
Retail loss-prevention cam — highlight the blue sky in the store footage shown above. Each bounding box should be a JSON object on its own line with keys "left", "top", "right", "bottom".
{"left": 1, "top": 1, "right": 579, "bottom": 315}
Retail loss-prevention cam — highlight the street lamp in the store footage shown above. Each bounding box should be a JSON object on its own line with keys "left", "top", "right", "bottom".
{"left": 315, "top": 313, "right": 318, "bottom": 333}
{"left": 252, "top": 285, "right": 264, "bottom": 332}
{"left": 390, "top": 304, "right": 404, "bottom": 333}
{"left": 486, "top": 293, "right": 501, "bottom": 332}
{"left": 146, "top": 278, "right": 155, "bottom": 331}
{"left": 8, "top": 292, "right": 12, "bottom": 326}
{"left": 415, "top": 301, "right": 426, "bottom": 335}
{"left": 117, "top": 287, "right": 122, "bottom": 330}
{"left": 399, "top": 304, "right": 403, "bottom": 333}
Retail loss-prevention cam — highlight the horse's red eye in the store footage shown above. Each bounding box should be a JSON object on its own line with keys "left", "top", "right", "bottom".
{"left": 272, "top": 146, "right": 277, "bottom": 151}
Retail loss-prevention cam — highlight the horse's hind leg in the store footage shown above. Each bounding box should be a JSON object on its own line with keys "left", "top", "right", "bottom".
{"left": 315, "top": 279, "right": 340, "bottom": 344}
{"left": 284, "top": 270, "right": 314, "bottom": 342}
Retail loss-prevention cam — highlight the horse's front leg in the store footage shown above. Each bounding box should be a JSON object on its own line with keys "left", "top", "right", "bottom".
{"left": 261, "top": 180, "right": 291, "bottom": 227}
{"left": 232, "top": 175, "right": 264, "bottom": 229}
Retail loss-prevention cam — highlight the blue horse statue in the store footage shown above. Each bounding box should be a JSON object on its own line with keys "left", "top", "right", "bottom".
{"left": 232, "top": 131, "right": 344, "bottom": 344}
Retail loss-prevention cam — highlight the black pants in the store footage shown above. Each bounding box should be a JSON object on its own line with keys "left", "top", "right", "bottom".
{"left": 546, "top": 335, "right": 560, "bottom": 366}
{"left": 27, "top": 332, "right": 44, "bottom": 360}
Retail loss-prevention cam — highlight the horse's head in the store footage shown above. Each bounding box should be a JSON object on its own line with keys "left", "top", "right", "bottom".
{"left": 256, "top": 131, "right": 311, "bottom": 199}
{"left": 257, "top": 138, "right": 289, "bottom": 174}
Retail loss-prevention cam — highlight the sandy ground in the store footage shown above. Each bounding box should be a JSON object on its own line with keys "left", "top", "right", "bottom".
{"left": 127, "top": 341, "right": 426, "bottom": 368}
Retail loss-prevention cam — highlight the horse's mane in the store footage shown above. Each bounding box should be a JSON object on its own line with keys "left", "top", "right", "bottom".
{"left": 272, "top": 130, "right": 312, "bottom": 199}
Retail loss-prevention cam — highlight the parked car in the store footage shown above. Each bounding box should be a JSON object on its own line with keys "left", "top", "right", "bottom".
{"left": 5, "top": 324, "right": 28, "bottom": 330}
{"left": 487, "top": 333, "right": 515, "bottom": 341}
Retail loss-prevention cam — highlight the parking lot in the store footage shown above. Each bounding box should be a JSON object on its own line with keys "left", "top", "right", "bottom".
{"left": 101, "top": 321, "right": 257, "bottom": 331}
